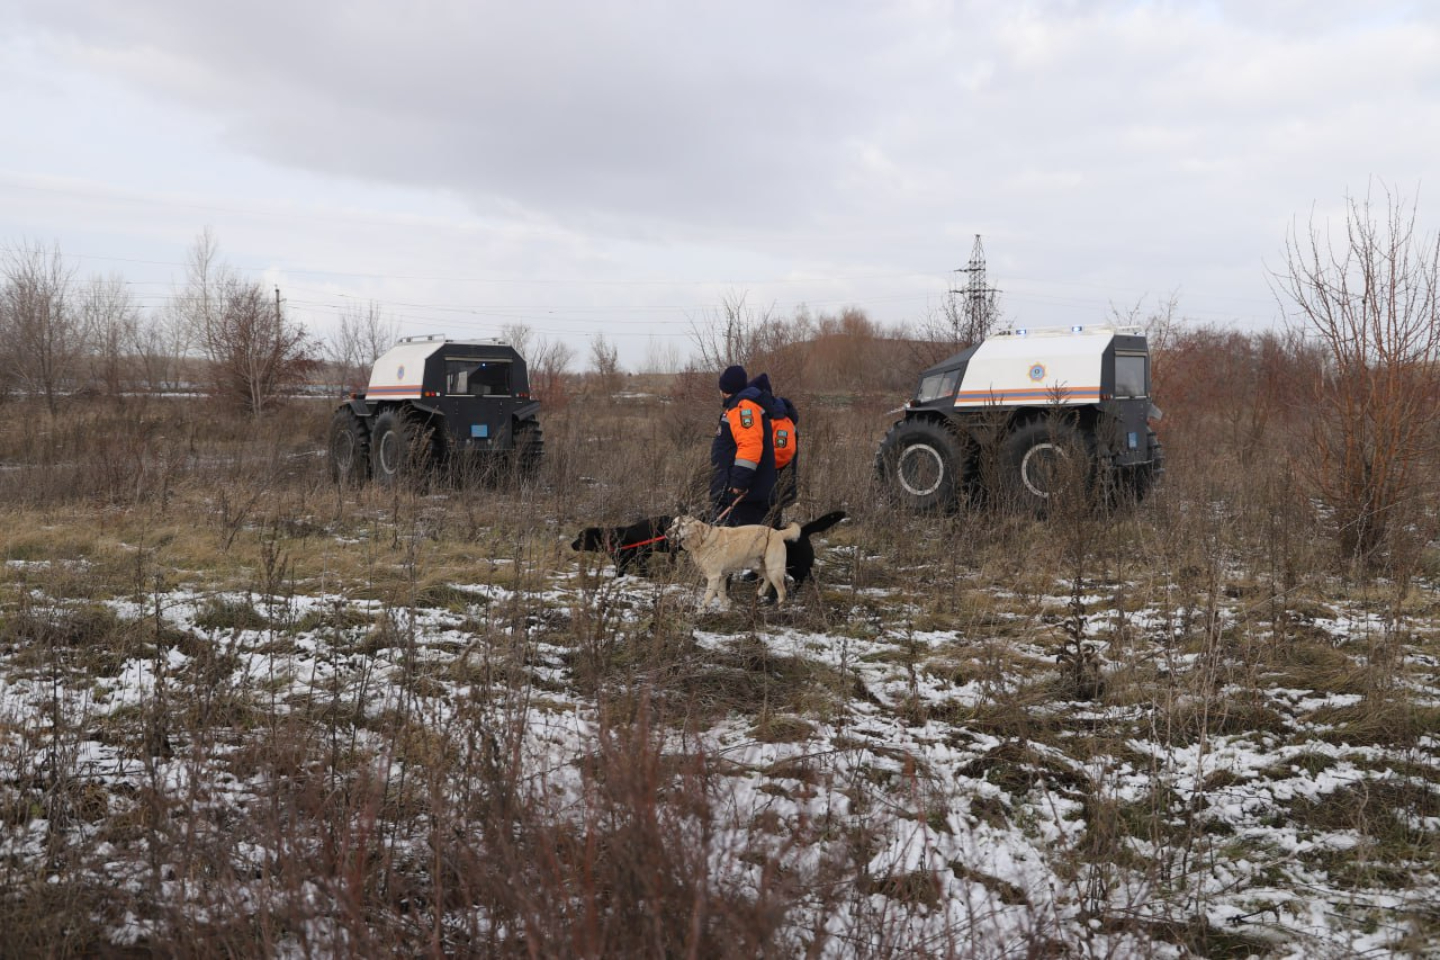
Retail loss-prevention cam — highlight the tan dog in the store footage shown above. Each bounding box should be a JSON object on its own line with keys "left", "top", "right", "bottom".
{"left": 671, "top": 515, "right": 802, "bottom": 609}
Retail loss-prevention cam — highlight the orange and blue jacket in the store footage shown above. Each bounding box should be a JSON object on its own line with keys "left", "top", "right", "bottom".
{"left": 771, "top": 396, "right": 798, "bottom": 472}
{"left": 710, "top": 387, "right": 776, "bottom": 507}
{"left": 747, "top": 374, "right": 799, "bottom": 473}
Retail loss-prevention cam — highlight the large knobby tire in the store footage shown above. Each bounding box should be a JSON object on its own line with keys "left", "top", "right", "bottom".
{"left": 876, "top": 419, "right": 966, "bottom": 513}
{"left": 1003, "top": 421, "right": 1093, "bottom": 513}
{"left": 513, "top": 419, "right": 544, "bottom": 477}
{"left": 370, "top": 408, "right": 436, "bottom": 487}
{"left": 1128, "top": 430, "right": 1163, "bottom": 502}
{"left": 328, "top": 408, "right": 371, "bottom": 485}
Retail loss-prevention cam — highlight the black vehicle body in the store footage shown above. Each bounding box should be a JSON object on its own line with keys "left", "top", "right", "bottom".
{"left": 329, "top": 336, "right": 543, "bottom": 485}
{"left": 875, "top": 326, "right": 1164, "bottom": 512}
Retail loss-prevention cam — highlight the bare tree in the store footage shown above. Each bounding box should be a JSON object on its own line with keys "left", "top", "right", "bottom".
{"left": 83, "top": 274, "right": 142, "bottom": 399}
{"left": 172, "top": 228, "right": 227, "bottom": 340}
{"left": 200, "top": 280, "right": 313, "bottom": 416}
{"left": 160, "top": 227, "right": 230, "bottom": 394}
{"left": 177, "top": 232, "right": 312, "bottom": 415}
{"left": 1275, "top": 185, "right": 1440, "bottom": 562}
{"left": 589, "top": 332, "right": 622, "bottom": 396}
{"left": 939, "top": 283, "right": 998, "bottom": 348}
{"left": 328, "top": 300, "right": 399, "bottom": 395}
{"left": 131, "top": 311, "right": 188, "bottom": 395}
{"left": 641, "top": 335, "right": 682, "bottom": 374}
{"left": 0, "top": 240, "right": 88, "bottom": 414}
{"left": 528, "top": 335, "right": 575, "bottom": 409}
{"left": 500, "top": 323, "right": 534, "bottom": 357}
{"left": 687, "top": 291, "right": 775, "bottom": 373}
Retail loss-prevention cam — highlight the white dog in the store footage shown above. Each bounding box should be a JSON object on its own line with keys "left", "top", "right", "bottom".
{"left": 670, "top": 515, "right": 801, "bottom": 609}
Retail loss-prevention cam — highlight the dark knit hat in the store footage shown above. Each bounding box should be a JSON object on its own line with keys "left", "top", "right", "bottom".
{"left": 718, "top": 364, "right": 747, "bottom": 394}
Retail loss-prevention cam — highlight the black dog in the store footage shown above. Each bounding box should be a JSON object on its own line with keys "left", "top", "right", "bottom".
{"left": 571, "top": 516, "right": 676, "bottom": 575}
{"left": 774, "top": 510, "right": 847, "bottom": 591}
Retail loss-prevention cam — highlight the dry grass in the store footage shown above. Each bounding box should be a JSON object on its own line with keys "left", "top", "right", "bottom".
{"left": 0, "top": 383, "right": 1439, "bottom": 957}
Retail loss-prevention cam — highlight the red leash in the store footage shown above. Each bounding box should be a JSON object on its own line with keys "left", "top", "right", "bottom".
{"left": 713, "top": 491, "right": 745, "bottom": 525}
{"left": 612, "top": 492, "right": 744, "bottom": 552}
{"left": 617, "top": 533, "right": 667, "bottom": 551}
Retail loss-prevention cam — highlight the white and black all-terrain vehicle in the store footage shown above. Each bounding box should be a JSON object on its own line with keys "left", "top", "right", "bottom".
{"left": 329, "top": 336, "right": 543, "bottom": 486}
{"left": 876, "top": 325, "right": 1163, "bottom": 512}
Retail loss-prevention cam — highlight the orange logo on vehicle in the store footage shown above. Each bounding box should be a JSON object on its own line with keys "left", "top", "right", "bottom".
{"left": 1028, "top": 363, "right": 1046, "bottom": 382}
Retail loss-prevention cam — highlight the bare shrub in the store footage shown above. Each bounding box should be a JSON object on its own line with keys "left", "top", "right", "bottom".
{"left": 442, "top": 697, "right": 802, "bottom": 958}
{"left": 1275, "top": 185, "right": 1440, "bottom": 563}
{"left": 1152, "top": 325, "right": 1319, "bottom": 466}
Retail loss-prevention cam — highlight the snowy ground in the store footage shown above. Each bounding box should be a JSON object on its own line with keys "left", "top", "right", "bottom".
{"left": 2, "top": 545, "right": 1439, "bottom": 957}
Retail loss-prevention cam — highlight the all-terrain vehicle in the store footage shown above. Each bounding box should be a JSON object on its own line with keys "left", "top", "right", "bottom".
{"left": 875, "top": 324, "right": 1163, "bottom": 512}
{"left": 329, "top": 335, "right": 542, "bottom": 485}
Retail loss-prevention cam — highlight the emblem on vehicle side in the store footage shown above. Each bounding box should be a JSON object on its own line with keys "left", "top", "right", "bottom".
{"left": 1028, "top": 363, "right": 1046, "bottom": 382}
{"left": 397, "top": 365, "right": 406, "bottom": 380}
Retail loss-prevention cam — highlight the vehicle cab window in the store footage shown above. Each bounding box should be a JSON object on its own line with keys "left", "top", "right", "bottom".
{"left": 446, "top": 358, "right": 512, "bottom": 397}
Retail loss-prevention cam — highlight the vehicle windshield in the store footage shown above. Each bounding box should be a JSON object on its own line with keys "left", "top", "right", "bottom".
{"left": 1114, "top": 354, "right": 1147, "bottom": 397}
{"left": 915, "top": 369, "right": 960, "bottom": 404}
{"left": 446, "top": 358, "right": 512, "bottom": 396}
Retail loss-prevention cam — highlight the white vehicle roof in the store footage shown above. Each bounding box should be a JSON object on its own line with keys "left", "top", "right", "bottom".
{"left": 955, "top": 324, "right": 1141, "bottom": 408}
{"left": 366, "top": 336, "right": 513, "bottom": 398}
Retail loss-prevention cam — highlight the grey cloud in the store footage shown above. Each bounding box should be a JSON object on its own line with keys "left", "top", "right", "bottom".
{"left": 8, "top": 0, "right": 1440, "bottom": 338}
{"left": 21, "top": 1, "right": 902, "bottom": 235}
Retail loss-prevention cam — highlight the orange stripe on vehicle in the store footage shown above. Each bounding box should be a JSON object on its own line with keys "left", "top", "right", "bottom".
{"left": 954, "top": 386, "right": 1101, "bottom": 405}
{"left": 367, "top": 385, "right": 424, "bottom": 395}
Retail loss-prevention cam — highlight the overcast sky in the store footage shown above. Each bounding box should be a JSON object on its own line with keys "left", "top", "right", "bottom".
{"left": 1, "top": 0, "right": 1436, "bottom": 369}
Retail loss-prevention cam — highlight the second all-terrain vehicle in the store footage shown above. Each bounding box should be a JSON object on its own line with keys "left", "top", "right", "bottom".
{"left": 875, "top": 324, "right": 1163, "bottom": 512}
{"left": 329, "top": 335, "right": 542, "bottom": 485}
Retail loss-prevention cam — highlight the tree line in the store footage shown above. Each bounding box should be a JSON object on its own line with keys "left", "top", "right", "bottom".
{"left": 8, "top": 187, "right": 1440, "bottom": 571}
{"left": 0, "top": 229, "right": 584, "bottom": 416}
{"left": 0, "top": 230, "right": 315, "bottom": 416}
{"left": 0, "top": 229, "right": 984, "bottom": 417}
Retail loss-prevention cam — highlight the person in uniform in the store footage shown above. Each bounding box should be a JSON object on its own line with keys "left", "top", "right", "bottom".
{"left": 710, "top": 364, "right": 776, "bottom": 527}
{"left": 747, "top": 373, "right": 799, "bottom": 525}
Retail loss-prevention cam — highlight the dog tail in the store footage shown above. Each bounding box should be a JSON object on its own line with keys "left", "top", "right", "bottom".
{"left": 800, "top": 510, "right": 847, "bottom": 538}
{"left": 780, "top": 521, "right": 802, "bottom": 542}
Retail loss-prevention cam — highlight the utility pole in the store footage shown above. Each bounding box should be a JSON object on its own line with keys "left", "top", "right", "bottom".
{"left": 948, "top": 234, "right": 1000, "bottom": 346}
